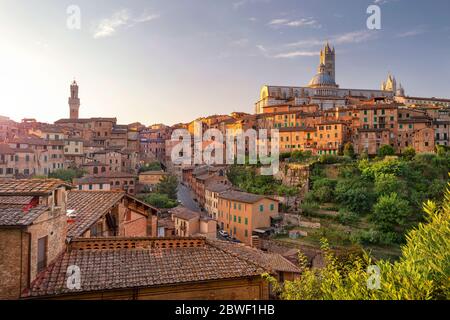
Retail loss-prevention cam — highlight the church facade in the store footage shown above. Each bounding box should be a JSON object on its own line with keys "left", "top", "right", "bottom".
{"left": 255, "top": 43, "right": 396, "bottom": 114}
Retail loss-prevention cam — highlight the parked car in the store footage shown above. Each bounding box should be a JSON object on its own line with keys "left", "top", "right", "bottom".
{"left": 218, "top": 230, "right": 229, "bottom": 238}
{"left": 230, "top": 238, "right": 241, "bottom": 243}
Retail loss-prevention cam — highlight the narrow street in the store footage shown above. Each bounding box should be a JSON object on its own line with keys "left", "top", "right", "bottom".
{"left": 176, "top": 183, "right": 201, "bottom": 212}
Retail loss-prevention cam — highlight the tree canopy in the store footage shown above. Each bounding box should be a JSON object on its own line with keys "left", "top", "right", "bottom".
{"left": 265, "top": 181, "right": 450, "bottom": 300}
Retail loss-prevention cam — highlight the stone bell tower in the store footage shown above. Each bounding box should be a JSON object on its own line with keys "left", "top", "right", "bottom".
{"left": 320, "top": 42, "right": 335, "bottom": 82}
{"left": 68, "top": 80, "right": 80, "bottom": 119}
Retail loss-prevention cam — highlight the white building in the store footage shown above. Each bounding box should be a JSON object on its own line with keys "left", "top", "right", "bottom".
{"left": 255, "top": 42, "right": 395, "bottom": 113}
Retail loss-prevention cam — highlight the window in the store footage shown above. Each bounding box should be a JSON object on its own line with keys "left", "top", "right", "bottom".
{"left": 270, "top": 203, "right": 275, "bottom": 211}
{"left": 238, "top": 216, "right": 241, "bottom": 223}
{"left": 259, "top": 204, "right": 264, "bottom": 212}
{"left": 37, "top": 236, "right": 48, "bottom": 273}
{"left": 238, "top": 203, "right": 241, "bottom": 210}
{"left": 245, "top": 218, "right": 248, "bottom": 225}
{"left": 233, "top": 215, "right": 236, "bottom": 222}
{"left": 245, "top": 230, "right": 248, "bottom": 237}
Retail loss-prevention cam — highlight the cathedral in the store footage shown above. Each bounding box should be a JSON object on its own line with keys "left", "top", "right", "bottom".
{"left": 255, "top": 42, "right": 401, "bottom": 113}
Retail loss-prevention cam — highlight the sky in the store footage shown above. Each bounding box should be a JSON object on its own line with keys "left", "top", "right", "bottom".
{"left": 0, "top": 0, "right": 449, "bottom": 126}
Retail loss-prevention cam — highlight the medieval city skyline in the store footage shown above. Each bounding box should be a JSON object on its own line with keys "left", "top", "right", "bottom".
{"left": 1, "top": 0, "right": 450, "bottom": 125}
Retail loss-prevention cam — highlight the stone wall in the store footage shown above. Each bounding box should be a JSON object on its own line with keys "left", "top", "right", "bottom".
{"left": 0, "top": 229, "right": 31, "bottom": 299}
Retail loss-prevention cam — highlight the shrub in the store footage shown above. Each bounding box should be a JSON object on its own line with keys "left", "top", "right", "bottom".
{"left": 378, "top": 145, "right": 395, "bottom": 157}
{"left": 343, "top": 142, "right": 355, "bottom": 158}
{"left": 337, "top": 209, "right": 359, "bottom": 225}
{"left": 141, "top": 193, "right": 178, "bottom": 209}
{"left": 318, "top": 154, "right": 339, "bottom": 164}
{"left": 300, "top": 201, "right": 319, "bottom": 216}
{"left": 402, "top": 147, "right": 416, "bottom": 160}
{"left": 372, "top": 192, "right": 410, "bottom": 234}
{"left": 335, "top": 178, "right": 375, "bottom": 215}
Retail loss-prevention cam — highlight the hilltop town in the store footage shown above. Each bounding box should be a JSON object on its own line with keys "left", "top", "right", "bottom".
{"left": 0, "top": 43, "right": 449, "bottom": 300}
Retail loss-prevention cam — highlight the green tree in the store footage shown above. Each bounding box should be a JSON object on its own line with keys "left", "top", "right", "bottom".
{"left": 311, "top": 178, "right": 336, "bottom": 203}
{"left": 343, "top": 142, "right": 355, "bottom": 158}
{"left": 156, "top": 174, "right": 178, "bottom": 200}
{"left": 265, "top": 182, "right": 450, "bottom": 300}
{"left": 377, "top": 145, "right": 395, "bottom": 158}
{"left": 402, "top": 146, "right": 416, "bottom": 160}
{"left": 374, "top": 173, "right": 407, "bottom": 198}
{"left": 372, "top": 192, "right": 410, "bottom": 234}
{"left": 335, "top": 178, "right": 375, "bottom": 214}
{"left": 48, "top": 168, "right": 85, "bottom": 182}
{"left": 139, "top": 162, "right": 162, "bottom": 173}
{"left": 142, "top": 193, "right": 178, "bottom": 209}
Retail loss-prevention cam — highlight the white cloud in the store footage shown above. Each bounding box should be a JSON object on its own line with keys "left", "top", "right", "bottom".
{"left": 256, "top": 44, "right": 267, "bottom": 53}
{"left": 269, "top": 17, "right": 321, "bottom": 29}
{"left": 230, "top": 38, "right": 249, "bottom": 47}
{"left": 373, "top": 0, "right": 401, "bottom": 5}
{"left": 274, "top": 51, "right": 319, "bottom": 58}
{"left": 93, "top": 9, "right": 159, "bottom": 39}
{"left": 233, "top": 0, "right": 271, "bottom": 10}
{"left": 134, "top": 12, "right": 160, "bottom": 23}
{"left": 288, "top": 30, "right": 377, "bottom": 47}
{"left": 269, "top": 18, "right": 289, "bottom": 26}
{"left": 396, "top": 27, "right": 426, "bottom": 38}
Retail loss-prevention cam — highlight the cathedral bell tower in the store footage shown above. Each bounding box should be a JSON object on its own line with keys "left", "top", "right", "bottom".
{"left": 68, "top": 80, "right": 80, "bottom": 119}
{"left": 320, "top": 42, "right": 335, "bottom": 82}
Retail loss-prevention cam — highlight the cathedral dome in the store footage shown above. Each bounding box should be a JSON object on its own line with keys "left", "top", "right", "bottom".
{"left": 308, "top": 72, "right": 336, "bottom": 88}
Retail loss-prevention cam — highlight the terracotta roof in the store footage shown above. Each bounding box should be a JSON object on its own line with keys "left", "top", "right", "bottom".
{"left": 12, "top": 148, "right": 35, "bottom": 153}
{"left": 404, "top": 96, "right": 450, "bottom": 103}
{"left": 0, "top": 179, "right": 71, "bottom": 196}
{"left": 24, "top": 237, "right": 267, "bottom": 298}
{"left": 195, "top": 173, "right": 215, "bottom": 181}
{"left": 157, "top": 217, "right": 175, "bottom": 229}
{"left": 0, "top": 205, "right": 49, "bottom": 226}
{"left": 10, "top": 137, "right": 47, "bottom": 146}
{"left": 95, "top": 172, "right": 137, "bottom": 179}
{"left": 73, "top": 176, "right": 110, "bottom": 185}
{"left": 278, "top": 126, "right": 316, "bottom": 132}
{"left": 207, "top": 239, "right": 301, "bottom": 274}
{"left": 67, "top": 191, "right": 126, "bottom": 237}
{"left": 0, "top": 195, "right": 34, "bottom": 206}
{"left": 170, "top": 206, "right": 200, "bottom": 220}
{"left": 219, "top": 190, "right": 276, "bottom": 204}
{"left": 205, "top": 182, "right": 231, "bottom": 193}
{"left": 139, "top": 170, "right": 167, "bottom": 176}
{"left": 0, "top": 143, "right": 14, "bottom": 154}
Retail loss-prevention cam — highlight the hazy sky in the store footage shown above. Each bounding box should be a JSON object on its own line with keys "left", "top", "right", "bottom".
{"left": 0, "top": 0, "right": 449, "bottom": 126}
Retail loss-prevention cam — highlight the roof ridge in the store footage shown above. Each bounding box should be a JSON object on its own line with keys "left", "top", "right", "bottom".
{"left": 205, "top": 239, "right": 273, "bottom": 273}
